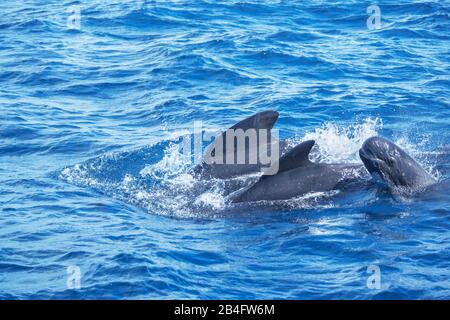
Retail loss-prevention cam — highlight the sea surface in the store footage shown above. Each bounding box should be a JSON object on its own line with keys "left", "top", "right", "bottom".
{"left": 0, "top": 0, "right": 449, "bottom": 299}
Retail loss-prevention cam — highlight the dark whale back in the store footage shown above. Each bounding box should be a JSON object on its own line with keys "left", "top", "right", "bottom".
{"left": 232, "top": 140, "right": 363, "bottom": 202}
{"left": 192, "top": 110, "right": 286, "bottom": 179}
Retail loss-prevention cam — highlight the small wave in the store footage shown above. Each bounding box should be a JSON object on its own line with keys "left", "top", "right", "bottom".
{"left": 86, "top": 9, "right": 187, "bottom": 30}
{"left": 9, "top": 18, "right": 57, "bottom": 34}
{"left": 267, "top": 30, "right": 322, "bottom": 42}
{"left": 242, "top": 49, "right": 328, "bottom": 67}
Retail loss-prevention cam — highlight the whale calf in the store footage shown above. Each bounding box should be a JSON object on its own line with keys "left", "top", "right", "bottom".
{"left": 232, "top": 140, "right": 364, "bottom": 203}
{"left": 359, "top": 136, "right": 436, "bottom": 195}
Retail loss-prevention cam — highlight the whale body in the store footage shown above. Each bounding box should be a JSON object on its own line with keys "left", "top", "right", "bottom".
{"left": 190, "top": 111, "right": 437, "bottom": 204}
{"left": 232, "top": 140, "right": 364, "bottom": 203}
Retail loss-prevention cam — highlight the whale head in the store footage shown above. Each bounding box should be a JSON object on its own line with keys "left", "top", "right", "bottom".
{"left": 359, "top": 136, "right": 435, "bottom": 191}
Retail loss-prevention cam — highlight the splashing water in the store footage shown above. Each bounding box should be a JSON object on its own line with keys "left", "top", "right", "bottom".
{"left": 59, "top": 116, "right": 444, "bottom": 219}
{"left": 140, "top": 141, "right": 191, "bottom": 180}
{"left": 58, "top": 111, "right": 450, "bottom": 222}
{"left": 297, "top": 117, "right": 441, "bottom": 181}
{"left": 59, "top": 118, "right": 390, "bottom": 218}
{"left": 394, "top": 136, "right": 442, "bottom": 181}
{"left": 302, "top": 117, "right": 382, "bottom": 163}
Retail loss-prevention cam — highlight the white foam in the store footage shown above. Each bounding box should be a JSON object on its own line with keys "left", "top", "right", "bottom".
{"left": 140, "top": 141, "right": 190, "bottom": 179}
{"left": 301, "top": 117, "right": 382, "bottom": 163}
{"left": 60, "top": 117, "right": 444, "bottom": 218}
{"left": 194, "top": 192, "right": 226, "bottom": 210}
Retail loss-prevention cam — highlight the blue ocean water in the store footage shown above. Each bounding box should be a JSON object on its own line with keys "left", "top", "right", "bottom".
{"left": 1, "top": 0, "right": 449, "bottom": 299}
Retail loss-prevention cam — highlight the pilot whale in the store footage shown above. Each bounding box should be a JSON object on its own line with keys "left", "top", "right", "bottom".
{"left": 231, "top": 140, "right": 365, "bottom": 203}
{"left": 191, "top": 110, "right": 289, "bottom": 179}
{"left": 190, "top": 111, "right": 437, "bottom": 203}
{"left": 359, "top": 136, "right": 436, "bottom": 195}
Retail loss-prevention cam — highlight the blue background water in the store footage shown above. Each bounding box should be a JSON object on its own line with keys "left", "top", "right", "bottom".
{"left": 1, "top": 0, "right": 449, "bottom": 299}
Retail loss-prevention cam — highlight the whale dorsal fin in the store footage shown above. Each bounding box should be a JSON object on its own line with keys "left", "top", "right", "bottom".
{"left": 229, "top": 110, "right": 279, "bottom": 131}
{"left": 277, "top": 140, "right": 315, "bottom": 173}
{"left": 205, "top": 110, "right": 279, "bottom": 158}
